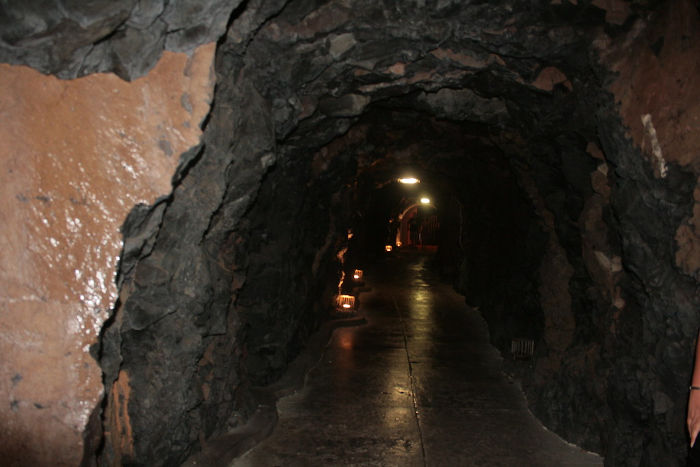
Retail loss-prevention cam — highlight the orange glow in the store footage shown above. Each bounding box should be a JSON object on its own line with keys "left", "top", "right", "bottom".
{"left": 338, "top": 331, "right": 354, "bottom": 349}
{"left": 385, "top": 245, "right": 393, "bottom": 252}
{"left": 353, "top": 269, "right": 363, "bottom": 281}
{"left": 337, "top": 246, "right": 347, "bottom": 261}
{"left": 396, "top": 240, "right": 402, "bottom": 247}
{"left": 337, "top": 294, "right": 356, "bottom": 311}
{"left": 337, "top": 271, "right": 346, "bottom": 294}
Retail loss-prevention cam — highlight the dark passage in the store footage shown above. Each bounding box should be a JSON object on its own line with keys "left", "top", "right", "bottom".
{"left": 235, "top": 251, "right": 602, "bottom": 466}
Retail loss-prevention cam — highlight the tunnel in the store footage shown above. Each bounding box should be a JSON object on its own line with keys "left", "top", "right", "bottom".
{"left": 1, "top": 0, "right": 699, "bottom": 466}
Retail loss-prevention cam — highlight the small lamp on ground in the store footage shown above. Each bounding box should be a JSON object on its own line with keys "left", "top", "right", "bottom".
{"left": 336, "top": 294, "right": 356, "bottom": 311}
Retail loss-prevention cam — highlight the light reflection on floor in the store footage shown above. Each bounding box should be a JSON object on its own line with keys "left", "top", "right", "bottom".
{"left": 235, "top": 251, "right": 602, "bottom": 467}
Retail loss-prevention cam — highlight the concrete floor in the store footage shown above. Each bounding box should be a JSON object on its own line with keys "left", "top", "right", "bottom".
{"left": 233, "top": 251, "right": 603, "bottom": 466}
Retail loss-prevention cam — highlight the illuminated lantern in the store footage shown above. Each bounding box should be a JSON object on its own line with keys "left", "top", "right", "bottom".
{"left": 353, "top": 269, "right": 363, "bottom": 281}
{"left": 337, "top": 294, "right": 356, "bottom": 311}
{"left": 395, "top": 240, "right": 402, "bottom": 247}
{"left": 385, "top": 245, "right": 393, "bottom": 252}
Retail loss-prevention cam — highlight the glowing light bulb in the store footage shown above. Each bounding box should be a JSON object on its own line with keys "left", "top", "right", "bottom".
{"left": 420, "top": 197, "right": 430, "bottom": 204}
{"left": 398, "top": 177, "right": 420, "bottom": 184}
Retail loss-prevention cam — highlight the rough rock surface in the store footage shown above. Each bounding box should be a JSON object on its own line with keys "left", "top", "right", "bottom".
{"left": 0, "top": 44, "right": 215, "bottom": 466}
{"left": 0, "top": 0, "right": 240, "bottom": 80}
{"left": 1, "top": 0, "right": 699, "bottom": 466}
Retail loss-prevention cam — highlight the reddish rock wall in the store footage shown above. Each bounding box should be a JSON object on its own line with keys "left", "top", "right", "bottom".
{"left": 602, "top": 0, "right": 700, "bottom": 277}
{"left": 0, "top": 43, "right": 215, "bottom": 466}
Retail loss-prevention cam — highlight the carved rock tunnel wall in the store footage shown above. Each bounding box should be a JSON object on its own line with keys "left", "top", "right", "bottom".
{"left": 1, "top": 1, "right": 699, "bottom": 466}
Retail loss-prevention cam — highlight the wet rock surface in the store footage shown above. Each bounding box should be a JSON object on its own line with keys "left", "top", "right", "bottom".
{"left": 0, "top": 44, "right": 215, "bottom": 466}
{"left": 1, "top": 1, "right": 699, "bottom": 466}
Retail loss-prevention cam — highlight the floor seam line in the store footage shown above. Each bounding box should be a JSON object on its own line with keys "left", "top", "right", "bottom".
{"left": 393, "top": 296, "right": 428, "bottom": 467}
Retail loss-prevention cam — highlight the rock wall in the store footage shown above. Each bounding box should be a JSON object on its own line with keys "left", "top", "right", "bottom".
{"left": 0, "top": 0, "right": 240, "bottom": 80}
{"left": 1, "top": 0, "right": 699, "bottom": 466}
{"left": 98, "top": 63, "right": 277, "bottom": 465}
{"left": 592, "top": 1, "right": 700, "bottom": 462}
{"left": 0, "top": 44, "right": 215, "bottom": 466}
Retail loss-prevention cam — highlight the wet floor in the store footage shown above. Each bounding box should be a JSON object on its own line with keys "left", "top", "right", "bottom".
{"left": 233, "top": 251, "right": 602, "bottom": 466}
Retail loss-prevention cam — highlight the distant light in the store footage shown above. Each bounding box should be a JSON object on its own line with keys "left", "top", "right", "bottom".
{"left": 353, "top": 269, "right": 363, "bottom": 281}
{"left": 396, "top": 240, "right": 402, "bottom": 247}
{"left": 420, "top": 197, "right": 431, "bottom": 204}
{"left": 385, "top": 245, "right": 393, "bottom": 252}
{"left": 398, "top": 177, "right": 420, "bottom": 184}
{"left": 342, "top": 303, "right": 351, "bottom": 308}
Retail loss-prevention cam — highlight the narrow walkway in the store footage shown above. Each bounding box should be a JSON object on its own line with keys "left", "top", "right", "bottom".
{"left": 234, "top": 252, "right": 602, "bottom": 466}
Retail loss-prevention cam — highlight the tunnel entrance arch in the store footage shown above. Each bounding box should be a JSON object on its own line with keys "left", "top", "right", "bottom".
{"left": 395, "top": 202, "right": 439, "bottom": 249}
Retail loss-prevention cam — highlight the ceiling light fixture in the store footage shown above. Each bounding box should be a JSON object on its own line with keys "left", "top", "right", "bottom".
{"left": 398, "top": 177, "right": 420, "bottom": 184}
